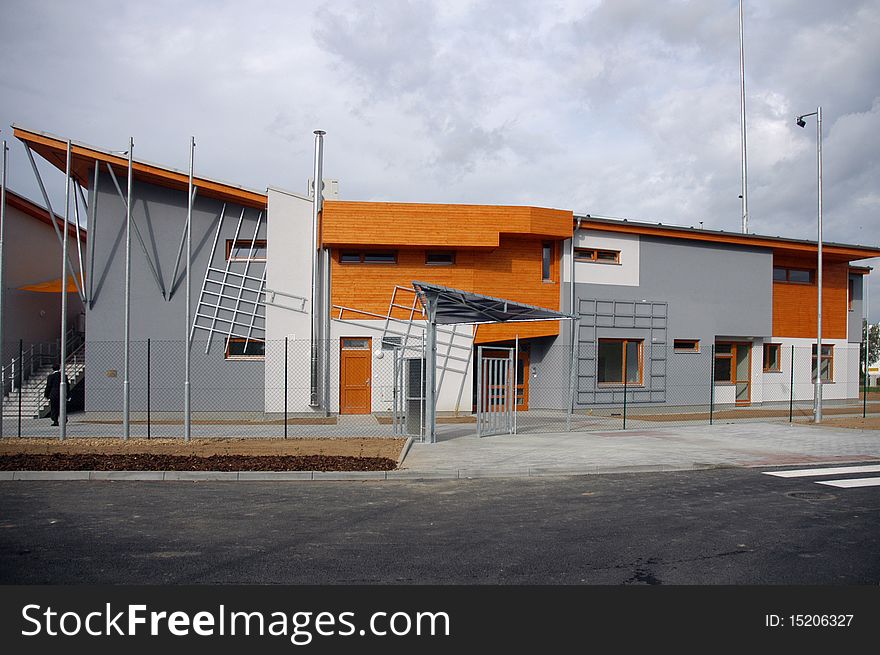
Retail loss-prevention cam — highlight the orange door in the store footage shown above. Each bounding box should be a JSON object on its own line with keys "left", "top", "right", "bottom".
{"left": 340, "top": 338, "right": 372, "bottom": 415}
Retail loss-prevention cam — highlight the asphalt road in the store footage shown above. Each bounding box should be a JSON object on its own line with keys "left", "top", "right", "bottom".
{"left": 1, "top": 467, "right": 878, "bottom": 584}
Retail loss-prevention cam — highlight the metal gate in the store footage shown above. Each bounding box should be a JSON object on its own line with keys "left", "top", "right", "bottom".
{"left": 476, "top": 346, "right": 515, "bottom": 437}
{"left": 391, "top": 344, "right": 426, "bottom": 440}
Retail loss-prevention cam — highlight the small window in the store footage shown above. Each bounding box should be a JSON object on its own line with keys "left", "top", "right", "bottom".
{"left": 542, "top": 242, "right": 553, "bottom": 281}
{"left": 426, "top": 251, "right": 455, "bottom": 266}
{"left": 339, "top": 251, "right": 398, "bottom": 264}
{"left": 811, "top": 344, "right": 833, "bottom": 382}
{"left": 574, "top": 248, "right": 620, "bottom": 264}
{"left": 773, "top": 266, "right": 814, "bottom": 284}
{"left": 341, "top": 337, "right": 371, "bottom": 350}
{"left": 226, "top": 240, "right": 267, "bottom": 262}
{"left": 763, "top": 343, "right": 781, "bottom": 372}
{"left": 381, "top": 336, "right": 403, "bottom": 350}
{"left": 225, "top": 338, "right": 265, "bottom": 360}
{"left": 848, "top": 278, "right": 854, "bottom": 311}
{"left": 597, "top": 339, "right": 642, "bottom": 385}
{"left": 674, "top": 339, "right": 700, "bottom": 352}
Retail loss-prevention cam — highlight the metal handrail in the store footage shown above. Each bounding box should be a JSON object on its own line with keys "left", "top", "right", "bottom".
{"left": 2, "top": 328, "right": 84, "bottom": 396}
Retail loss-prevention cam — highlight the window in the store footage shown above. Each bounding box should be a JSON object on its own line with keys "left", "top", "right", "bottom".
{"left": 714, "top": 343, "right": 733, "bottom": 382}
{"left": 674, "top": 339, "right": 700, "bottom": 352}
{"left": 426, "top": 251, "right": 455, "bottom": 266}
{"left": 597, "top": 339, "right": 642, "bottom": 385}
{"left": 339, "top": 250, "right": 398, "bottom": 264}
{"left": 341, "top": 337, "right": 371, "bottom": 350}
{"left": 812, "top": 344, "right": 833, "bottom": 382}
{"left": 225, "top": 338, "right": 265, "bottom": 360}
{"left": 381, "top": 336, "right": 402, "bottom": 350}
{"left": 773, "top": 266, "right": 814, "bottom": 284}
{"left": 574, "top": 248, "right": 621, "bottom": 264}
{"left": 226, "top": 240, "right": 267, "bottom": 262}
{"left": 763, "top": 343, "right": 781, "bottom": 372}
{"left": 542, "top": 242, "right": 553, "bottom": 281}
{"left": 848, "top": 278, "right": 854, "bottom": 311}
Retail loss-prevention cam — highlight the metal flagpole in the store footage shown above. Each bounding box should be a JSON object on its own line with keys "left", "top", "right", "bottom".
{"left": 738, "top": 0, "right": 750, "bottom": 234}
{"left": 0, "top": 138, "right": 6, "bottom": 439}
{"left": 59, "top": 140, "right": 72, "bottom": 439}
{"left": 123, "top": 138, "right": 133, "bottom": 440}
{"left": 816, "top": 107, "right": 823, "bottom": 423}
{"left": 184, "top": 137, "right": 194, "bottom": 442}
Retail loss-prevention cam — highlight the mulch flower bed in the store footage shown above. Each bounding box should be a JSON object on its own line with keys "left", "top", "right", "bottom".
{"left": 0, "top": 453, "right": 397, "bottom": 472}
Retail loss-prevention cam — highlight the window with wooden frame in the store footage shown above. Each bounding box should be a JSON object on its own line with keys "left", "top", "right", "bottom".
{"left": 673, "top": 339, "right": 700, "bottom": 352}
{"left": 339, "top": 250, "right": 398, "bottom": 264}
{"left": 714, "top": 343, "right": 734, "bottom": 382}
{"left": 763, "top": 343, "right": 781, "bottom": 372}
{"left": 225, "top": 338, "right": 265, "bottom": 360}
{"left": 597, "top": 338, "right": 643, "bottom": 385}
{"left": 426, "top": 251, "right": 455, "bottom": 266}
{"left": 574, "top": 247, "right": 620, "bottom": 264}
{"left": 773, "top": 266, "right": 814, "bottom": 284}
{"left": 542, "top": 242, "right": 554, "bottom": 281}
{"left": 226, "top": 239, "right": 267, "bottom": 262}
{"left": 812, "top": 344, "right": 833, "bottom": 382}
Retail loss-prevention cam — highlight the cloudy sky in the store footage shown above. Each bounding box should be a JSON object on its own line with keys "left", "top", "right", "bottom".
{"left": 2, "top": 0, "right": 878, "bottom": 320}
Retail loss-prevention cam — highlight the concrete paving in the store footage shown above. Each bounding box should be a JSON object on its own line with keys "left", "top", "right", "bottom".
{"left": 403, "top": 422, "right": 880, "bottom": 477}
{"left": 2, "top": 420, "right": 878, "bottom": 481}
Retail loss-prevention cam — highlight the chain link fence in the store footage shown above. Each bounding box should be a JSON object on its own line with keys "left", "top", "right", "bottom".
{"left": 2, "top": 338, "right": 876, "bottom": 440}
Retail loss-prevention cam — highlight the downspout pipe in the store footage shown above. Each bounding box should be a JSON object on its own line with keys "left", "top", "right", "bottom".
{"left": 309, "top": 130, "right": 325, "bottom": 408}
{"left": 570, "top": 217, "right": 582, "bottom": 416}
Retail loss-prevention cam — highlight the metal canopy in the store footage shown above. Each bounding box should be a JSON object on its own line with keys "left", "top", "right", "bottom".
{"left": 411, "top": 281, "right": 575, "bottom": 326}
{"left": 411, "top": 281, "right": 576, "bottom": 445}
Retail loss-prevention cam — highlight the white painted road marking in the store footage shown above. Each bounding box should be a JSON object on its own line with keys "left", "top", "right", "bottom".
{"left": 763, "top": 464, "right": 880, "bottom": 478}
{"left": 815, "top": 477, "right": 880, "bottom": 489}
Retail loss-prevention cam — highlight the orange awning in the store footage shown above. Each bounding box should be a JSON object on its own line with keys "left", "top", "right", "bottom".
{"left": 18, "top": 275, "right": 81, "bottom": 293}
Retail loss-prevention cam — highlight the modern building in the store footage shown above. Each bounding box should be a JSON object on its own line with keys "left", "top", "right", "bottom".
{"left": 1, "top": 188, "right": 86, "bottom": 418}
{"left": 8, "top": 125, "right": 880, "bottom": 432}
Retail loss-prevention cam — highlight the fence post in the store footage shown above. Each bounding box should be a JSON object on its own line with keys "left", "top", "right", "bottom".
{"left": 789, "top": 344, "right": 795, "bottom": 423}
{"left": 622, "top": 375, "right": 627, "bottom": 430}
{"left": 284, "top": 336, "right": 288, "bottom": 439}
{"left": 709, "top": 344, "right": 715, "bottom": 426}
{"left": 147, "top": 338, "right": 151, "bottom": 440}
{"left": 17, "top": 338, "right": 23, "bottom": 437}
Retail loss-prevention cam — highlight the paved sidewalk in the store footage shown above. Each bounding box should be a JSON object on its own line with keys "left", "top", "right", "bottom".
{"left": 2, "top": 422, "right": 878, "bottom": 481}
{"left": 402, "top": 422, "right": 880, "bottom": 477}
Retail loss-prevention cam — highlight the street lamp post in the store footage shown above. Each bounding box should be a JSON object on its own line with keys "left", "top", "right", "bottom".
{"left": 796, "top": 107, "right": 823, "bottom": 423}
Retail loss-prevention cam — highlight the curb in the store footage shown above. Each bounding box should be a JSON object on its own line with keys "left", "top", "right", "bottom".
{"left": 0, "top": 462, "right": 748, "bottom": 482}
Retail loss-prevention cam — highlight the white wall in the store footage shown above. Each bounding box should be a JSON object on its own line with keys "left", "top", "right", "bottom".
{"left": 755, "top": 337, "right": 859, "bottom": 403}
{"left": 562, "top": 229, "right": 640, "bottom": 287}
{"left": 327, "top": 318, "right": 474, "bottom": 414}
{"left": 264, "top": 187, "right": 314, "bottom": 413}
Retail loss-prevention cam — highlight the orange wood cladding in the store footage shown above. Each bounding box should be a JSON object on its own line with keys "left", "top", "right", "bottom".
{"left": 330, "top": 236, "right": 562, "bottom": 341}
{"left": 322, "top": 201, "right": 573, "bottom": 247}
{"left": 772, "top": 255, "right": 849, "bottom": 339}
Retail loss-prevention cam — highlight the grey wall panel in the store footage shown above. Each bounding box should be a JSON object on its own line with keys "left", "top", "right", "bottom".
{"left": 566, "top": 236, "right": 773, "bottom": 407}
{"left": 85, "top": 176, "right": 266, "bottom": 411}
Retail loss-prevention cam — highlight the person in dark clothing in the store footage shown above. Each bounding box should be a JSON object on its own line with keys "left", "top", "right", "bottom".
{"left": 44, "top": 362, "right": 70, "bottom": 426}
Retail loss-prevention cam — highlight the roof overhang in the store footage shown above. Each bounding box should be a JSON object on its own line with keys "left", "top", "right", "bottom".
{"left": 575, "top": 215, "right": 880, "bottom": 261}
{"left": 4, "top": 188, "right": 86, "bottom": 240}
{"left": 411, "top": 281, "right": 574, "bottom": 325}
{"left": 13, "top": 125, "right": 267, "bottom": 210}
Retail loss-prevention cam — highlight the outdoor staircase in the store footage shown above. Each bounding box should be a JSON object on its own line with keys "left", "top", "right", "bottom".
{"left": 2, "top": 334, "right": 84, "bottom": 419}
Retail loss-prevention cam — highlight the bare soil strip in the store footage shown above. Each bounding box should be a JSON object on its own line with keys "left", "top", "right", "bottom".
{"left": 0, "top": 437, "right": 405, "bottom": 471}
{"left": 0, "top": 453, "right": 396, "bottom": 472}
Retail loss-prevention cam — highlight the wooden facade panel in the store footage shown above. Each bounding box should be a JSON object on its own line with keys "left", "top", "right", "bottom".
{"left": 330, "top": 236, "right": 561, "bottom": 340}
{"left": 322, "top": 201, "right": 573, "bottom": 248}
{"left": 772, "top": 255, "right": 849, "bottom": 339}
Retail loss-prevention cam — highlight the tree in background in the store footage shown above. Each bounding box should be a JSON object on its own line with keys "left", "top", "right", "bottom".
{"left": 862, "top": 320, "right": 880, "bottom": 382}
